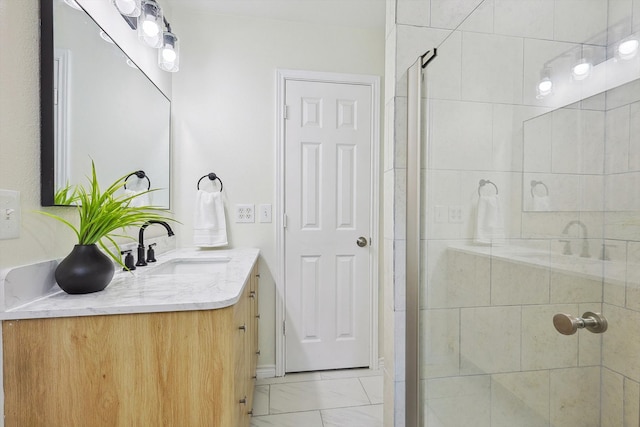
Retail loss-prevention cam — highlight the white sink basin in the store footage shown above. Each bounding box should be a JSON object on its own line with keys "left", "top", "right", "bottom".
{"left": 143, "top": 257, "right": 231, "bottom": 275}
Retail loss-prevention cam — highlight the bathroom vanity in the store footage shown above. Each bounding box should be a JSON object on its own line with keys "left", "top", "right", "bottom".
{"left": 1, "top": 248, "right": 259, "bottom": 427}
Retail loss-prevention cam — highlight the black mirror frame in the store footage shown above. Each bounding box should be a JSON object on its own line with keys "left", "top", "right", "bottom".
{"left": 40, "top": 0, "right": 57, "bottom": 206}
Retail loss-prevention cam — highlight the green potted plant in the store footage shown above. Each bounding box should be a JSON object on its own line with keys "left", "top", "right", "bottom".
{"left": 40, "top": 161, "right": 175, "bottom": 294}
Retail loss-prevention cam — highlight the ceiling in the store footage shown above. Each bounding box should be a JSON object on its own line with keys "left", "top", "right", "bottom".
{"left": 163, "top": 0, "right": 386, "bottom": 30}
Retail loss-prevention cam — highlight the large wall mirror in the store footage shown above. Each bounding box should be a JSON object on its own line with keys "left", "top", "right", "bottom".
{"left": 40, "top": 0, "right": 171, "bottom": 208}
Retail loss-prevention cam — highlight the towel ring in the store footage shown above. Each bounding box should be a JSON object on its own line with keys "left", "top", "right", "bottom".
{"left": 124, "top": 170, "right": 151, "bottom": 190}
{"left": 197, "top": 172, "right": 224, "bottom": 192}
{"left": 478, "top": 179, "right": 498, "bottom": 196}
{"left": 530, "top": 180, "right": 549, "bottom": 197}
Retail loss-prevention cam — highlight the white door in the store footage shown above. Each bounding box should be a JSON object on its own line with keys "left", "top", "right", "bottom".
{"left": 284, "top": 79, "right": 372, "bottom": 373}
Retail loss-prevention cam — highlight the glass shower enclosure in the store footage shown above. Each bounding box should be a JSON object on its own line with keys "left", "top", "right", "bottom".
{"left": 407, "top": 0, "right": 640, "bottom": 425}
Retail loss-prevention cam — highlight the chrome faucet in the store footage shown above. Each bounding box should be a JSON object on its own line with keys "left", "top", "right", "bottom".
{"left": 562, "top": 220, "right": 590, "bottom": 258}
{"left": 136, "top": 220, "right": 175, "bottom": 267}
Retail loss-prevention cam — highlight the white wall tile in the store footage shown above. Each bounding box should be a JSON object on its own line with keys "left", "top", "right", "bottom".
{"left": 603, "top": 303, "right": 640, "bottom": 382}
{"left": 396, "top": 0, "right": 430, "bottom": 26}
{"left": 579, "top": 174, "right": 605, "bottom": 212}
{"left": 430, "top": 0, "right": 484, "bottom": 30}
{"left": 420, "top": 308, "right": 460, "bottom": 379}
{"left": 425, "top": 376, "right": 491, "bottom": 426}
{"left": 461, "top": 32, "right": 524, "bottom": 104}
{"left": 605, "top": 104, "right": 631, "bottom": 174}
{"left": 494, "top": 0, "right": 554, "bottom": 39}
{"left": 396, "top": 25, "right": 450, "bottom": 85}
{"left": 427, "top": 30, "right": 462, "bottom": 101}
{"left": 608, "top": 0, "right": 634, "bottom": 43}
{"left": 459, "top": 0, "right": 494, "bottom": 33}
{"left": 551, "top": 271, "right": 602, "bottom": 303}
{"left": 628, "top": 102, "right": 640, "bottom": 170}
{"left": 551, "top": 109, "right": 605, "bottom": 174}
{"left": 554, "top": 0, "right": 609, "bottom": 45}
{"left": 602, "top": 368, "right": 625, "bottom": 427}
{"left": 521, "top": 304, "right": 578, "bottom": 370}
{"left": 425, "top": 171, "right": 463, "bottom": 240}
{"left": 460, "top": 306, "right": 521, "bottom": 374}
{"left": 427, "top": 245, "right": 491, "bottom": 308}
{"left": 491, "top": 259, "right": 550, "bottom": 305}
{"left": 624, "top": 377, "right": 640, "bottom": 427}
{"left": 523, "top": 112, "right": 552, "bottom": 173}
{"left": 491, "top": 371, "right": 550, "bottom": 427}
{"left": 429, "top": 99, "right": 493, "bottom": 170}
{"left": 626, "top": 242, "right": 640, "bottom": 310}
{"left": 550, "top": 367, "right": 601, "bottom": 426}
{"left": 494, "top": 105, "right": 550, "bottom": 173}
{"left": 635, "top": 0, "right": 640, "bottom": 32}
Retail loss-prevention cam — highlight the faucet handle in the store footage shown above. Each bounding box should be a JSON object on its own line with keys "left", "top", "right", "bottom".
{"left": 146, "top": 243, "right": 157, "bottom": 263}
{"left": 559, "top": 239, "right": 572, "bottom": 255}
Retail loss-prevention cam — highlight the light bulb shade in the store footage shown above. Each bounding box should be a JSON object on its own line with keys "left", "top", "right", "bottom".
{"left": 571, "top": 59, "right": 592, "bottom": 81}
{"left": 111, "top": 0, "right": 141, "bottom": 17}
{"left": 159, "top": 31, "right": 179, "bottom": 72}
{"left": 63, "top": 0, "right": 82, "bottom": 10}
{"left": 536, "top": 78, "right": 553, "bottom": 98}
{"left": 618, "top": 39, "right": 639, "bottom": 60}
{"left": 138, "top": 0, "right": 163, "bottom": 48}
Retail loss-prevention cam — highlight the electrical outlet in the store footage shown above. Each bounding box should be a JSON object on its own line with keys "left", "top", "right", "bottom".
{"left": 0, "top": 189, "right": 20, "bottom": 240}
{"left": 448, "top": 206, "right": 463, "bottom": 223}
{"left": 235, "top": 204, "right": 255, "bottom": 223}
{"left": 259, "top": 204, "right": 272, "bottom": 223}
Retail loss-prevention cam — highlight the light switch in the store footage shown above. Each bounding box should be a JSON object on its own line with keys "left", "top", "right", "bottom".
{"left": 0, "top": 190, "right": 20, "bottom": 240}
{"left": 259, "top": 204, "right": 272, "bottom": 223}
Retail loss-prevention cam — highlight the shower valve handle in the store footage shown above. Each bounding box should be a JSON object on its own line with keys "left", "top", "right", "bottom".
{"left": 553, "top": 311, "right": 608, "bottom": 335}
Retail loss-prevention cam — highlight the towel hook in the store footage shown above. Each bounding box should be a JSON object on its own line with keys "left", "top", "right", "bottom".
{"left": 124, "top": 170, "right": 151, "bottom": 190}
{"left": 197, "top": 172, "right": 224, "bottom": 192}
{"left": 530, "top": 180, "right": 549, "bottom": 197}
{"left": 478, "top": 179, "right": 498, "bottom": 196}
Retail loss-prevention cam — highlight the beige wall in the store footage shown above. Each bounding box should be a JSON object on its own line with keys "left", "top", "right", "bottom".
{"left": 170, "top": 8, "right": 385, "bottom": 370}
{"left": 0, "top": 0, "right": 385, "bottom": 373}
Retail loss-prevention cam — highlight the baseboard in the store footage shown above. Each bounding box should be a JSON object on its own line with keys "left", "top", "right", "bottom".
{"left": 256, "top": 364, "right": 277, "bottom": 379}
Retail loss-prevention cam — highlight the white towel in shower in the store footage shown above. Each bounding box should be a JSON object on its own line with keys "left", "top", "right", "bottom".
{"left": 532, "top": 194, "right": 551, "bottom": 211}
{"left": 474, "top": 194, "right": 505, "bottom": 245}
{"left": 124, "top": 189, "right": 151, "bottom": 207}
{"left": 193, "top": 190, "right": 228, "bottom": 247}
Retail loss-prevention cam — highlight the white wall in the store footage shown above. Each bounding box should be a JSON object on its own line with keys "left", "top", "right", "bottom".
{"left": 170, "top": 9, "right": 385, "bottom": 369}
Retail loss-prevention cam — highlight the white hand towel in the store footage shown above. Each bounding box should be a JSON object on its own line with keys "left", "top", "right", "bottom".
{"left": 194, "top": 190, "right": 228, "bottom": 247}
{"left": 474, "top": 194, "right": 505, "bottom": 245}
{"left": 124, "top": 189, "right": 151, "bottom": 207}
{"left": 532, "top": 195, "right": 551, "bottom": 211}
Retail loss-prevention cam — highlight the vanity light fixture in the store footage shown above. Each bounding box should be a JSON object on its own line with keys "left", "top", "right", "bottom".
{"left": 618, "top": 38, "right": 639, "bottom": 60}
{"left": 158, "top": 29, "right": 179, "bottom": 72}
{"left": 138, "top": 0, "right": 163, "bottom": 48}
{"left": 536, "top": 67, "right": 553, "bottom": 99}
{"left": 111, "top": 0, "right": 141, "bottom": 17}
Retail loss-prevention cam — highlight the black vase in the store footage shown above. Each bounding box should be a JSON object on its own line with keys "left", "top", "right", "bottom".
{"left": 55, "top": 244, "right": 115, "bottom": 294}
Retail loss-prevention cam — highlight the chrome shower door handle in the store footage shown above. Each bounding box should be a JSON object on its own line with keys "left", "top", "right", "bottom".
{"left": 553, "top": 311, "right": 608, "bottom": 335}
{"left": 356, "top": 237, "right": 368, "bottom": 247}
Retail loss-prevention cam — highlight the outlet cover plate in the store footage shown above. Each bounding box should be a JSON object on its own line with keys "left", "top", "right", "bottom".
{"left": 0, "top": 189, "right": 20, "bottom": 240}
{"left": 235, "top": 204, "right": 255, "bottom": 223}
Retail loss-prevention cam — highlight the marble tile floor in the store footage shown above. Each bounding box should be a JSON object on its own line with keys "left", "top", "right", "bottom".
{"left": 251, "top": 368, "right": 383, "bottom": 427}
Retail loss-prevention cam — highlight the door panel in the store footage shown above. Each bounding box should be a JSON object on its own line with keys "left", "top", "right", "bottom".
{"left": 284, "top": 80, "right": 372, "bottom": 372}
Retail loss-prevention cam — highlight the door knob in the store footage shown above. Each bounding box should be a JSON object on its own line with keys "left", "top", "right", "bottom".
{"left": 553, "top": 311, "right": 608, "bottom": 335}
{"left": 356, "top": 236, "right": 368, "bottom": 247}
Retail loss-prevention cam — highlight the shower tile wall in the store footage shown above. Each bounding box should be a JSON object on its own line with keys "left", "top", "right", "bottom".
{"left": 384, "top": 0, "right": 640, "bottom": 425}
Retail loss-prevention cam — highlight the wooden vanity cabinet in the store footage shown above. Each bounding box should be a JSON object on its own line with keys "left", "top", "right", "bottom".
{"left": 2, "top": 262, "right": 260, "bottom": 427}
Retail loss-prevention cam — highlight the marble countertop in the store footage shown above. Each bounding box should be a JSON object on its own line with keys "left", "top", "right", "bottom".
{"left": 1, "top": 247, "right": 259, "bottom": 321}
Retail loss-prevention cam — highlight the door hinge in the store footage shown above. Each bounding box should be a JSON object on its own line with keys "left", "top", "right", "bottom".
{"left": 283, "top": 321, "right": 286, "bottom": 335}
{"left": 284, "top": 105, "right": 290, "bottom": 120}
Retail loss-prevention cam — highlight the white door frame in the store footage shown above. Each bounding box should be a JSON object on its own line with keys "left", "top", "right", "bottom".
{"left": 275, "top": 69, "right": 380, "bottom": 377}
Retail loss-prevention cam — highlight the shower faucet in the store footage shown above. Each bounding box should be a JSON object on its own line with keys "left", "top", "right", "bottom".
{"left": 562, "top": 220, "right": 590, "bottom": 258}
